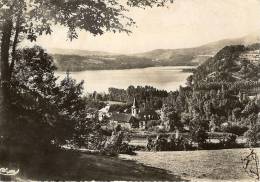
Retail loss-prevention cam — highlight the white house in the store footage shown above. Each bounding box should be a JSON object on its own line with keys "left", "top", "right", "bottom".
{"left": 98, "top": 104, "right": 112, "bottom": 121}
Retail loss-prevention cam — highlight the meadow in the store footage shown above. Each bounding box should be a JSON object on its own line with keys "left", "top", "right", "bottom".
{"left": 120, "top": 148, "right": 260, "bottom": 181}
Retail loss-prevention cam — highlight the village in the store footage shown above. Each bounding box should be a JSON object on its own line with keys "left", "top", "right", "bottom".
{"left": 98, "top": 98, "right": 167, "bottom": 131}
{"left": 87, "top": 79, "right": 260, "bottom": 150}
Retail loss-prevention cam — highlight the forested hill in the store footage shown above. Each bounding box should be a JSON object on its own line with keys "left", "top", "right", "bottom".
{"left": 192, "top": 43, "right": 260, "bottom": 86}
{"left": 52, "top": 32, "right": 260, "bottom": 71}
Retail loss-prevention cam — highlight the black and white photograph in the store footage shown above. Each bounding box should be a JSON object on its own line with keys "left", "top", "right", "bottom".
{"left": 0, "top": 0, "right": 260, "bottom": 181}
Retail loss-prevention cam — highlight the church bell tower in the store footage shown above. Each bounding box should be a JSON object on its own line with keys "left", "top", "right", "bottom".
{"left": 131, "top": 98, "right": 138, "bottom": 117}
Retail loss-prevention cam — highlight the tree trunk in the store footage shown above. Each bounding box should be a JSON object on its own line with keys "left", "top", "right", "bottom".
{"left": 0, "top": 18, "right": 13, "bottom": 132}
{"left": 9, "top": 15, "right": 21, "bottom": 78}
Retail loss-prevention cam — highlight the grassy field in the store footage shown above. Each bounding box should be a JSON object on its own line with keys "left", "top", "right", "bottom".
{"left": 120, "top": 148, "right": 260, "bottom": 181}
{"left": 14, "top": 150, "right": 186, "bottom": 181}
{"left": 7, "top": 147, "right": 260, "bottom": 181}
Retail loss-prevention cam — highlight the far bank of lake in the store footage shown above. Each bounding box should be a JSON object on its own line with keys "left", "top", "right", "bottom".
{"left": 55, "top": 66, "right": 195, "bottom": 93}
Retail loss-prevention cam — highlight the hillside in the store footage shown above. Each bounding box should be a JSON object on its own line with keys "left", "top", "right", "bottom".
{"left": 193, "top": 43, "right": 260, "bottom": 84}
{"left": 52, "top": 32, "right": 260, "bottom": 71}
{"left": 135, "top": 32, "right": 260, "bottom": 64}
{"left": 53, "top": 54, "right": 155, "bottom": 71}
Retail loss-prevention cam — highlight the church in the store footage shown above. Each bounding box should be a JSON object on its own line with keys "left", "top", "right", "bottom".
{"left": 109, "top": 98, "right": 140, "bottom": 129}
{"left": 109, "top": 98, "right": 160, "bottom": 130}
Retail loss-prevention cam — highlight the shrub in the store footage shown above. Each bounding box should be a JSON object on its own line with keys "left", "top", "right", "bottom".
{"left": 222, "top": 124, "right": 248, "bottom": 136}
{"left": 189, "top": 117, "right": 209, "bottom": 148}
{"left": 118, "top": 143, "right": 136, "bottom": 155}
{"left": 146, "top": 134, "right": 192, "bottom": 151}
{"left": 203, "top": 134, "right": 241, "bottom": 150}
{"left": 244, "top": 124, "right": 260, "bottom": 147}
{"left": 167, "top": 135, "right": 192, "bottom": 151}
{"left": 220, "top": 134, "right": 238, "bottom": 148}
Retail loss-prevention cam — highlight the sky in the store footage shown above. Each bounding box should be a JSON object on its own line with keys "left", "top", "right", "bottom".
{"left": 29, "top": 0, "right": 260, "bottom": 54}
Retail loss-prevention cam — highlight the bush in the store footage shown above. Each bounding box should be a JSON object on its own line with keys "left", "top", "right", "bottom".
{"left": 101, "top": 127, "right": 136, "bottom": 155}
{"left": 244, "top": 124, "right": 260, "bottom": 147}
{"left": 117, "top": 143, "right": 136, "bottom": 155}
{"left": 202, "top": 133, "right": 242, "bottom": 150}
{"left": 220, "top": 134, "right": 238, "bottom": 148}
{"left": 222, "top": 124, "right": 248, "bottom": 136}
{"left": 167, "top": 135, "right": 192, "bottom": 151}
{"left": 146, "top": 134, "right": 192, "bottom": 151}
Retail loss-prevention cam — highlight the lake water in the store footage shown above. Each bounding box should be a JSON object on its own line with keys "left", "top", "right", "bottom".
{"left": 55, "top": 66, "right": 194, "bottom": 93}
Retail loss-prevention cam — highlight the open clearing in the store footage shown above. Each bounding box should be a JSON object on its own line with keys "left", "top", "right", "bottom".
{"left": 120, "top": 148, "right": 260, "bottom": 181}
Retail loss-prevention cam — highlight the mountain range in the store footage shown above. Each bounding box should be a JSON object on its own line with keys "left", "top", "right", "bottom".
{"left": 50, "top": 32, "right": 260, "bottom": 71}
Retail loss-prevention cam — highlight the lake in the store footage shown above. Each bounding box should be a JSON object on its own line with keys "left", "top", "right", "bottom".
{"left": 55, "top": 66, "right": 194, "bottom": 93}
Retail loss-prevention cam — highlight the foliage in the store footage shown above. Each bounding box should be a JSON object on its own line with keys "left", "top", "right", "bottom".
{"left": 219, "top": 134, "right": 238, "bottom": 148}
{"left": 100, "top": 126, "right": 135, "bottom": 155}
{"left": 107, "top": 85, "right": 168, "bottom": 109}
{"left": 193, "top": 45, "right": 246, "bottom": 82}
{"left": 57, "top": 72, "right": 91, "bottom": 147}
{"left": 222, "top": 124, "right": 248, "bottom": 136}
{"left": 84, "top": 98, "right": 107, "bottom": 110}
{"left": 244, "top": 124, "right": 260, "bottom": 147}
{"left": 109, "top": 103, "right": 132, "bottom": 113}
{"left": 168, "top": 111, "right": 183, "bottom": 131}
{"left": 0, "top": 0, "right": 174, "bottom": 156}
{"left": 7, "top": 46, "right": 60, "bottom": 148}
{"left": 0, "top": 0, "right": 174, "bottom": 48}
{"left": 189, "top": 116, "right": 209, "bottom": 148}
{"left": 4, "top": 46, "right": 90, "bottom": 151}
{"left": 147, "top": 134, "right": 192, "bottom": 151}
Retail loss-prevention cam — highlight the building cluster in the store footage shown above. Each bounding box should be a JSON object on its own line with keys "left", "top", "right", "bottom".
{"left": 98, "top": 98, "right": 169, "bottom": 130}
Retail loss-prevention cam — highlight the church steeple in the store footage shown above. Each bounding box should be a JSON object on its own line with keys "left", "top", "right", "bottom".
{"left": 131, "top": 98, "right": 138, "bottom": 117}
{"left": 133, "top": 97, "right": 137, "bottom": 107}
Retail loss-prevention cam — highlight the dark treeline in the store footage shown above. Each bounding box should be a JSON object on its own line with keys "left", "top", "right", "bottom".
{"left": 107, "top": 86, "right": 168, "bottom": 110}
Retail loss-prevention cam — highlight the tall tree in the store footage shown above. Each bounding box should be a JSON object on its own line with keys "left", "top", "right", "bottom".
{"left": 7, "top": 46, "right": 61, "bottom": 150}
{"left": 0, "top": 0, "right": 174, "bottom": 131}
{"left": 6, "top": 46, "right": 89, "bottom": 153}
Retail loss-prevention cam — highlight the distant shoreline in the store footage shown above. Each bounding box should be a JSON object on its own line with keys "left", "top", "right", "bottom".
{"left": 55, "top": 65, "right": 197, "bottom": 73}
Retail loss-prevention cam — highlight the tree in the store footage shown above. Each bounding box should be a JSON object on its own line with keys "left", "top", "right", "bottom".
{"left": 2, "top": 46, "right": 91, "bottom": 154}
{"left": 189, "top": 115, "right": 209, "bottom": 148}
{"left": 0, "top": 0, "right": 174, "bottom": 144}
{"left": 55, "top": 71, "right": 89, "bottom": 146}
{"left": 6, "top": 46, "right": 60, "bottom": 150}
{"left": 168, "top": 111, "right": 182, "bottom": 131}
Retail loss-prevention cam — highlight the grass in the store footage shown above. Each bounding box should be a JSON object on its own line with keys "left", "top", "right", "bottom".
{"left": 10, "top": 150, "right": 186, "bottom": 181}
{"left": 120, "top": 148, "right": 260, "bottom": 181}
{"left": 3, "top": 146, "right": 259, "bottom": 181}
